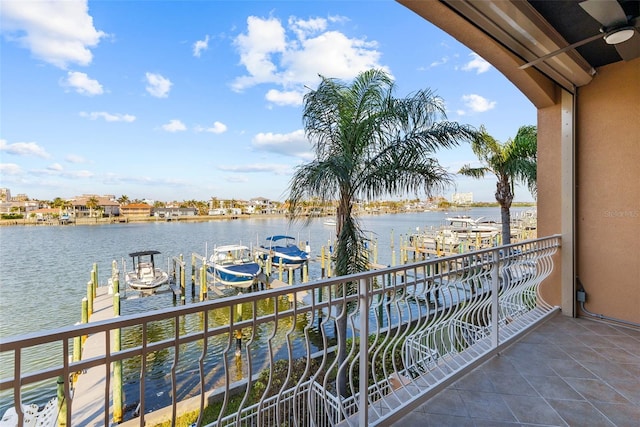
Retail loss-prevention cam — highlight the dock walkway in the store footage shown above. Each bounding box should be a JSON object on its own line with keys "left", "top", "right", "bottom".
{"left": 72, "top": 286, "right": 116, "bottom": 426}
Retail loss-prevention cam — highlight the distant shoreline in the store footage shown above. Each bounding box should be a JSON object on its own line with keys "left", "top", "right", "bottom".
{"left": 0, "top": 204, "right": 536, "bottom": 228}
{"left": 0, "top": 213, "right": 290, "bottom": 227}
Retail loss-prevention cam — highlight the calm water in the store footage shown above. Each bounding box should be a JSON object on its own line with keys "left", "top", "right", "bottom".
{"left": 0, "top": 208, "right": 526, "bottom": 414}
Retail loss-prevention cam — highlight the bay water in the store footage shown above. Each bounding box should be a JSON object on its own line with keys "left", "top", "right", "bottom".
{"left": 0, "top": 208, "right": 526, "bottom": 415}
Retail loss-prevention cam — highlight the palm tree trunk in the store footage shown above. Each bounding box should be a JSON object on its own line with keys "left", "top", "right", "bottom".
{"left": 496, "top": 176, "right": 513, "bottom": 245}
{"left": 501, "top": 205, "right": 511, "bottom": 245}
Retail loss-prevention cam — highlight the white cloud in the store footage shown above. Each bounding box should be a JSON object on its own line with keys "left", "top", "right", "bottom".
{"left": 65, "top": 154, "right": 87, "bottom": 164}
{"left": 231, "top": 15, "right": 388, "bottom": 94}
{"left": 233, "top": 16, "right": 287, "bottom": 89}
{"left": 195, "top": 121, "right": 227, "bottom": 134}
{"left": 461, "top": 94, "right": 496, "bottom": 113}
{"left": 162, "top": 119, "right": 186, "bottom": 132}
{"left": 63, "top": 71, "right": 103, "bottom": 96}
{"left": 48, "top": 163, "right": 63, "bottom": 171}
{"left": 265, "top": 89, "right": 304, "bottom": 106}
{"left": 0, "top": 139, "right": 50, "bottom": 158}
{"left": 145, "top": 72, "right": 172, "bottom": 98}
{"left": 252, "top": 129, "right": 313, "bottom": 160}
{"left": 0, "top": 163, "right": 22, "bottom": 175}
{"left": 429, "top": 56, "right": 449, "bottom": 68}
{"left": 461, "top": 52, "right": 491, "bottom": 74}
{"left": 80, "top": 111, "right": 136, "bottom": 122}
{"left": 288, "top": 16, "right": 327, "bottom": 40}
{"left": 0, "top": 0, "right": 106, "bottom": 69}
{"left": 193, "top": 35, "right": 209, "bottom": 57}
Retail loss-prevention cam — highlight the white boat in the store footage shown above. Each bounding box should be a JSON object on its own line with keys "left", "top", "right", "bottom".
{"left": 445, "top": 216, "right": 500, "bottom": 239}
{"left": 260, "top": 235, "right": 309, "bottom": 269}
{"left": 323, "top": 218, "right": 337, "bottom": 227}
{"left": 125, "top": 250, "right": 170, "bottom": 292}
{"left": 208, "top": 245, "right": 261, "bottom": 288}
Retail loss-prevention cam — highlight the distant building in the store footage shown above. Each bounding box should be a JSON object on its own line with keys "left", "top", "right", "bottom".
{"left": 0, "top": 188, "right": 11, "bottom": 202}
{"left": 120, "top": 203, "right": 152, "bottom": 217}
{"left": 452, "top": 192, "right": 473, "bottom": 205}
{"left": 154, "top": 207, "right": 197, "bottom": 218}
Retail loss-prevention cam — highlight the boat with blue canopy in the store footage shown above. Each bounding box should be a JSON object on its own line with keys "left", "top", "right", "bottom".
{"left": 260, "top": 235, "right": 309, "bottom": 269}
{"left": 208, "top": 245, "right": 261, "bottom": 288}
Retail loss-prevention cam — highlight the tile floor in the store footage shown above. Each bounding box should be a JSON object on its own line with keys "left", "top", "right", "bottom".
{"left": 392, "top": 315, "right": 640, "bottom": 426}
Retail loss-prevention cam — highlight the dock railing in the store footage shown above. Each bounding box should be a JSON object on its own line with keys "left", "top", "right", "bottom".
{"left": 0, "top": 235, "right": 561, "bottom": 426}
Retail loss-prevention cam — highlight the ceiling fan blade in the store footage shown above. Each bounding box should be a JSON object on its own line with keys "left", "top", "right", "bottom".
{"left": 615, "top": 30, "right": 640, "bottom": 59}
{"left": 519, "top": 32, "right": 603, "bottom": 69}
{"left": 579, "top": 0, "right": 628, "bottom": 27}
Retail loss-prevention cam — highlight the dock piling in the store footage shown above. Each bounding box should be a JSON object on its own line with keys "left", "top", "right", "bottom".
{"left": 113, "top": 292, "right": 123, "bottom": 423}
{"left": 86, "top": 280, "right": 93, "bottom": 317}
{"left": 81, "top": 297, "right": 88, "bottom": 347}
{"left": 200, "top": 264, "right": 207, "bottom": 301}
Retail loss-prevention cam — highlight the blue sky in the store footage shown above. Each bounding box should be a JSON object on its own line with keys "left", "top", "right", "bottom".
{"left": 0, "top": 0, "right": 536, "bottom": 204}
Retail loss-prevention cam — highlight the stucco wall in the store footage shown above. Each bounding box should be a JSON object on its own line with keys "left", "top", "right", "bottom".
{"left": 537, "top": 103, "right": 563, "bottom": 307}
{"left": 575, "top": 59, "right": 640, "bottom": 324}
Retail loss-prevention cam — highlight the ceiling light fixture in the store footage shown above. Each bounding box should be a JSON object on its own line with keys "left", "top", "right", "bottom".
{"left": 603, "top": 27, "right": 635, "bottom": 44}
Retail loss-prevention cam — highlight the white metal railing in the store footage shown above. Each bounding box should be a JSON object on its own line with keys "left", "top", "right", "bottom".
{"left": 0, "top": 235, "right": 561, "bottom": 426}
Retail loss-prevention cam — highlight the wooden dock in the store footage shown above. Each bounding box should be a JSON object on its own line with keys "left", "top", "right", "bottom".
{"left": 71, "top": 286, "right": 116, "bottom": 426}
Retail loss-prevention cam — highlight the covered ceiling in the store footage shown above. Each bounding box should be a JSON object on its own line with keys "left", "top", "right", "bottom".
{"left": 528, "top": 0, "right": 639, "bottom": 68}
{"left": 435, "top": 0, "right": 640, "bottom": 91}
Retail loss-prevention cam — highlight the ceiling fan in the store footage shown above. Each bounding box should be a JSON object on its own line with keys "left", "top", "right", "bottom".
{"left": 520, "top": 0, "right": 640, "bottom": 69}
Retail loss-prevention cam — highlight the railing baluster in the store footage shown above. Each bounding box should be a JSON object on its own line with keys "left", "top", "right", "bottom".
{"left": 358, "top": 277, "right": 369, "bottom": 427}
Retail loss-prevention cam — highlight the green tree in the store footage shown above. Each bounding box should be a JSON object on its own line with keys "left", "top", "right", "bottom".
{"left": 458, "top": 125, "right": 537, "bottom": 244}
{"left": 117, "top": 195, "right": 130, "bottom": 205}
{"left": 51, "top": 197, "right": 65, "bottom": 208}
{"left": 286, "top": 69, "right": 475, "bottom": 396}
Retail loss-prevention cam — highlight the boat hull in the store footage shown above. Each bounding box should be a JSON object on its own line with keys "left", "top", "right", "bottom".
{"left": 125, "top": 269, "right": 170, "bottom": 291}
{"left": 208, "top": 263, "right": 261, "bottom": 288}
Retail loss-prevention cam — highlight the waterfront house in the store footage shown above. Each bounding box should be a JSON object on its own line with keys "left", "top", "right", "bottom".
{"left": 70, "top": 195, "right": 120, "bottom": 218}
{"left": 153, "top": 207, "right": 198, "bottom": 219}
{"left": 119, "top": 202, "right": 153, "bottom": 217}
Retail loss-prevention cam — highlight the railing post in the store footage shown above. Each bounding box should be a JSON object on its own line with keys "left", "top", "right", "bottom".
{"left": 491, "top": 248, "right": 500, "bottom": 348}
{"left": 358, "top": 277, "right": 369, "bottom": 426}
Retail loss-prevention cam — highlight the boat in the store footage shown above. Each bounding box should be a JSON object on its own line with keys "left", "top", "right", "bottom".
{"left": 445, "top": 216, "right": 500, "bottom": 239}
{"left": 260, "top": 235, "right": 309, "bottom": 269}
{"left": 125, "top": 250, "right": 170, "bottom": 292}
{"left": 323, "top": 218, "right": 337, "bottom": 227}
{"left": 208, "top": 245, "right": 262, "bottom": 288}
{"left": 408, "top": 216, "right": 500, "bottom": 253}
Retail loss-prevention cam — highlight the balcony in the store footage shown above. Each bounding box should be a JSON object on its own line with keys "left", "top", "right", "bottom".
{"left": 6, "top": 235, "right": 633, "bottom": 426}
{"left": 393, "top": 314, "right": 640, "bottom": 426}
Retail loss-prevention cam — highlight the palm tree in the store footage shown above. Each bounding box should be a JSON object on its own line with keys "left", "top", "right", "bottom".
{"left": 287, "top": 69, "right": 475, "bottom": 396}
{"left": 117, "top": 195, "right": 130, "bottom": 205}
{"left": 86, "top": 196, "right": 100, "bottom": 217}
{"left": 458, "top": 125, "right": 537, "bottom": 244}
